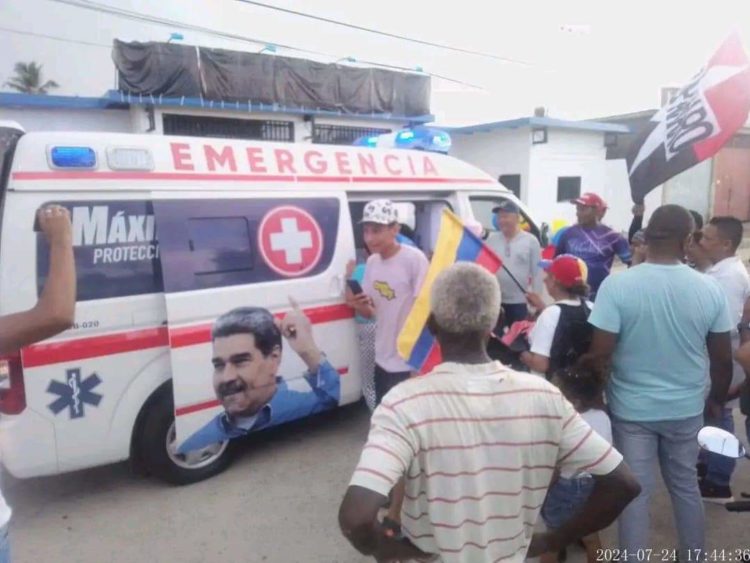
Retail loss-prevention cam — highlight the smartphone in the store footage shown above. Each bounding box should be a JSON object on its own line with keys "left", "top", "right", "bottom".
{"left": 347, "top": 279, "right": 363, "bottom": 295}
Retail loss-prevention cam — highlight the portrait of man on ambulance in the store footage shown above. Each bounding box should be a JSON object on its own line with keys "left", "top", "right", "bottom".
{"left": 177, "top": 298, "right": 340, "bottom": 453}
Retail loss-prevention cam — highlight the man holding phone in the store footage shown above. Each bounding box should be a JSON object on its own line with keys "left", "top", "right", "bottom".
{"left": 346, "top": 199, "right": 429, "bottom": 403}
{"left": 346, "top": 278, "right": 364, "bottom": 296}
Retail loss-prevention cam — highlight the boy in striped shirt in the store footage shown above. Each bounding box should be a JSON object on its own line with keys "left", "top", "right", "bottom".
{"left": 339, "top": 263, "right": 640, "bottom": 563}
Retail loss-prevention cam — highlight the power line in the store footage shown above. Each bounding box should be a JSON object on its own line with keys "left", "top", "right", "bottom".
{"left": 46, "top": 0, "right": 331, "bottom": 57}
{"left": 0, "top": 25, "right": 481, "bottom": 92}
{"left": 234, "top": 0, "right": 534, "bottom": 66}
{"left": 0, "top": 25, "right": 111, "bottom": 49}
{"left": 44, "top": 0, "right": 485, "bottom": 89}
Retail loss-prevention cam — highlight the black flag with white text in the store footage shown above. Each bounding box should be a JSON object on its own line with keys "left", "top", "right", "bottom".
{"left": 627, "top": 34, "right": 750, "bottom": 203}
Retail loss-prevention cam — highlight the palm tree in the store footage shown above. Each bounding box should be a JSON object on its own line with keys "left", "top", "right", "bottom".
{"left": 4, "top": 62, "right": 59, "bottom": 94}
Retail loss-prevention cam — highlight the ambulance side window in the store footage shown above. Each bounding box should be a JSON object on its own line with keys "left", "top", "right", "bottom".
{"left": 469, "top": 196, "right": 541, "bottom": 242}
{"left": 347, "top": 199, "right": 452, "bottom": 259}
{"left": 470, "top": 198, "right": 500, "bottom": 233}
{"left": 36, "top": 200, "right": 164, "bottom": 302}
{"left": 156, "top": 198, "right": 340, "bottom": 293}
{"left": 187, "top": 217, "right": 254, "bottom": 276}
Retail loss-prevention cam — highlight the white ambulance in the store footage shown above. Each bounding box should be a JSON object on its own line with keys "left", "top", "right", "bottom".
{"left": 0, "top": 124, "right": 543, "bottom": 484}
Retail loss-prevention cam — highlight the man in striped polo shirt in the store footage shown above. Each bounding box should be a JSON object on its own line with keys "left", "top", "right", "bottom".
{"left": 339, "top": 263, "right": 640, "bottom": 563}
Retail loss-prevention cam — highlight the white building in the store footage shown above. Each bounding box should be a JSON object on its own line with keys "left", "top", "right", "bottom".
{"left": 0, "top": 90, "right": 426, "bottom": 147}
{"left": 447, "top": 116, "right": 663, "bottom": 235}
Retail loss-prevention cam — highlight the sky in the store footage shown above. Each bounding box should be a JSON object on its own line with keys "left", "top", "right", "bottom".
{"left": 1, "top": 0, "right": 750, "bottom": 125}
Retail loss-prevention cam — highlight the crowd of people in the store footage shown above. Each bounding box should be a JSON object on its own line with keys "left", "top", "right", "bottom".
{"left": 337, "top": 195, "right": 750, "bottom": 562}
{"left": 2, "top": 195, "right": 747, "bottom": 563}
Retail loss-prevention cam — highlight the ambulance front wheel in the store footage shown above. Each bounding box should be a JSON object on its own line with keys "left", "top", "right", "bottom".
{"left": 138, "top": 389, "right": 237, "bottom": 485}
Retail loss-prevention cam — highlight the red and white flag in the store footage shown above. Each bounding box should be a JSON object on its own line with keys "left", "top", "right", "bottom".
{"left": 627, "top": 33, "right": 750, "bottom": 203}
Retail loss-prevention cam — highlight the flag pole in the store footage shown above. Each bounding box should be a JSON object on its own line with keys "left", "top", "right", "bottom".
{"left": 501, "top": 263, "right": 528, "bottom": 294}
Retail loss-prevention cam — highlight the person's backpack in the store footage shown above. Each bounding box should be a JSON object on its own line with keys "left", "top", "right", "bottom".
{"left": 547, "top": 299, "right": 593, "bottom": 378}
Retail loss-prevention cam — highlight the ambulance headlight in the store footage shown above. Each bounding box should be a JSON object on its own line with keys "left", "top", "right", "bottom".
{"left": 49, "top": 146, "right": 97, "bottom": 169}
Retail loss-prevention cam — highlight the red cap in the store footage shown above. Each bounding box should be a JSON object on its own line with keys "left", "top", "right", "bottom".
{"left": 571, "top": 192, "right": 607, "bottom": 210}
{"left": 539, "top": 255, "right": 589, "bottom": 288}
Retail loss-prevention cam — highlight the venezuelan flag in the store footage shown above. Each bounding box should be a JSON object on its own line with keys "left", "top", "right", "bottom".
{"left": 397, "top": 209, "right": 503, "bottom": 373}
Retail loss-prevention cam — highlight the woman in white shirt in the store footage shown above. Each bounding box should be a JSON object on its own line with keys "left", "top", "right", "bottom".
{"left": 520, "top": 254, "right": 594, "bottom": 378}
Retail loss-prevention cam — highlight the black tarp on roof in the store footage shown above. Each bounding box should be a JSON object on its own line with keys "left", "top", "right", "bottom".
{"left": 112, "top": 40, "right": 431, "bottom": 117}
{"left": 113, "top": 40, "right": 202, "bottom": 98}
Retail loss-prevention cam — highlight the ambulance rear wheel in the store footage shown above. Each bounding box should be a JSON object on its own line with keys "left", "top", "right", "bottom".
{"left": 139, "top": 389, "right": 236, "bottom": 485}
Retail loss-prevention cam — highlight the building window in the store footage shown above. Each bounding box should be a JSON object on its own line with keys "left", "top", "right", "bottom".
{"left": 187, "top": 217, "right": 253, "bottom": 276}
{"left": 498, "top": 174, "right": 521, "bottom": 199}
{"left": 163, "top": 114, "right": 294, "bottom": 142}
{"left": 557, "top": 177, "right": 581, "bottom": 202}
{"left": 313, "top": 124, "right": 390, "bottom": 145}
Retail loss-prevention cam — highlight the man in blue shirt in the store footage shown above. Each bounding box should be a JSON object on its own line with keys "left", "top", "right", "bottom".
{"left": 555, "top": 192, "right": 631, "bottom": 299}
{"left": 584, "top": 205, "right": 733, "bottom": 561}
{"left": 178, "top": 299, "right": 340, "bottom": 454}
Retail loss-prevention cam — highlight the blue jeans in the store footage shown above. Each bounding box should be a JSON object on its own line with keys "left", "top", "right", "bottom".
{"left": 541, "top": 476, "right": 595, "bottom": 530}
{"left": 0, "top": 523, "right": 9, "bottom": 563}
{"left": 612, "top": 415, "right": 704, "bottom": 560}
{"left": 705, "top": 408, "right": 736, "bottom": 488}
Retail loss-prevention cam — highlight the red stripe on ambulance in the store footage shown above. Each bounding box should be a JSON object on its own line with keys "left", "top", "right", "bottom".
{"left": 169, "top": 303, "right": 354, "bottom": 349}
{"left": 23, "top": 327, "right": 170, "bottom": 368}
{"left": 11, "top": 171, "right": 493, "bottom": 184}
{"left": 22, "top": 304, "right": 354, "bottom": 367}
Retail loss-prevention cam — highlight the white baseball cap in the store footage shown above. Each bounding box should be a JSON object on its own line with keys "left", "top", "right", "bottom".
{"left": 360, "top": 199, "right": 399, "bottom": 225}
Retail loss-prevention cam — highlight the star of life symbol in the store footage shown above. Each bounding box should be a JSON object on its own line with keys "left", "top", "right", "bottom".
{"left": 47, "top": 368, "right": 103, "bottom": 419}
{"left": 270, "top": 218, "right": 313, "bottom": 265}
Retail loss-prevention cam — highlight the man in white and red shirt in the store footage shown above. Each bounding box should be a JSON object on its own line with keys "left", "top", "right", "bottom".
{"left": 339, "top": 263, "right": 640, "bottom": 563}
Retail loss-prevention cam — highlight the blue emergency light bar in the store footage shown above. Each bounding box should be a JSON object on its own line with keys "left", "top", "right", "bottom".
{"left": 354, "top": 126, "right": 451, "bottom": 154}
{"left": 358, "top": 135, "right": 379, "bottom": 148}
{"left": 50, "top": 146, "right": 97, "bottom": 169}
